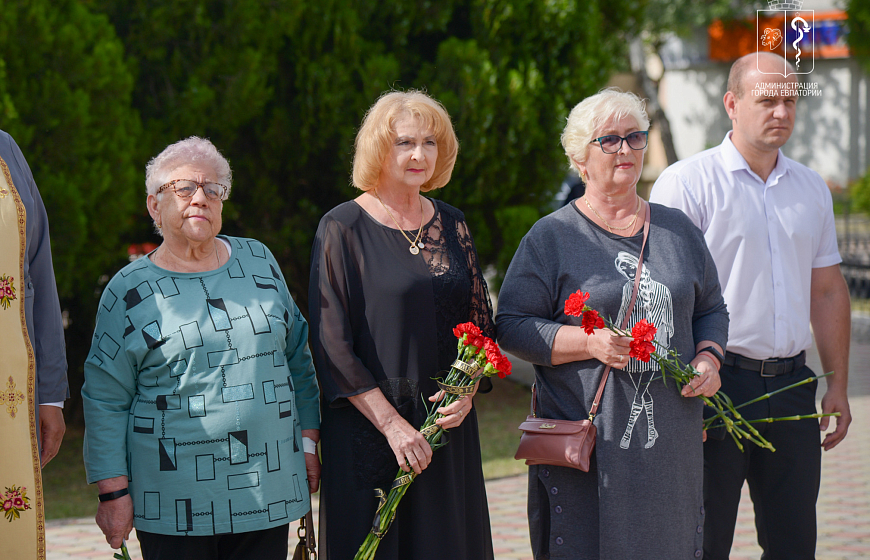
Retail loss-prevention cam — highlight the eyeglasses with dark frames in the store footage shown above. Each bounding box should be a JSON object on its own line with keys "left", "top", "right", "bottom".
{"left": 156, "top": 179, "right": 229, "bottom": 201}
{"left": 590, "top": 131, "right": 649, "bottom": 154}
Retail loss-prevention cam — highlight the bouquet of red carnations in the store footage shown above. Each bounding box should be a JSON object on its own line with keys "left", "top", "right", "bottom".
{"left": 354, "top": 322, "right": 511, "bottom": 560}
{"left": 565, "top": 290, "right": 838, "bottom": 452}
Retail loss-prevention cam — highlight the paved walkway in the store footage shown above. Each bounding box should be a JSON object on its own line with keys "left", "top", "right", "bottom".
{"left": 46, "top": 333, "right": 869, "bottom": 559}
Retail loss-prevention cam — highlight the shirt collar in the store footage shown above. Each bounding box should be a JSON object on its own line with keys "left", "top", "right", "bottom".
{"left": 721, "top": 131, "right": 790, "bottom": 186}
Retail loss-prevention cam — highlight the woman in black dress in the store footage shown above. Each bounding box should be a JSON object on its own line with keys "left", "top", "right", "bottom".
{"left": 309, "top": 90, "right": 495, "bottom": 560}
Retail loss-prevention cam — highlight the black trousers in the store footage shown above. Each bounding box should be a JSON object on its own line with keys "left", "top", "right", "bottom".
{"left": 137, "top": 524, "right": 289, "bottom": 560}
{"left": 703, "top": 363, "right": 821, "bottom": 560}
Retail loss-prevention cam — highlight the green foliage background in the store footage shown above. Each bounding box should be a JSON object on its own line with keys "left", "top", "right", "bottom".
{"left": 2, "top": 0, "right": 646, "bottom": 421}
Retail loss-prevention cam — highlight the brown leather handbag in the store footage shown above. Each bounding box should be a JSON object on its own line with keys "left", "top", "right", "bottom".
{"left": 514, "top": 204, "right": 650, "bottom": 471}
{"left": 291, "top": 510, "right": 317, "bottom": 560}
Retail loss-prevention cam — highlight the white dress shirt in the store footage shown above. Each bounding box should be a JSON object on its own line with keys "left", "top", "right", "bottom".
{"left": 650, "top": 133, "right": 841, "bottom": 360}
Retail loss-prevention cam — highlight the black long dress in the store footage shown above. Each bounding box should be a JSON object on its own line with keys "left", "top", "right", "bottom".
{"left": 309, "top": 199, "right": 495, "bottom": 560}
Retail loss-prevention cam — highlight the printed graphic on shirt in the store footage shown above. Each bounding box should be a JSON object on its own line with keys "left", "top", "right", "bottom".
{"left": 614, "top": 251, "right": 674, "bottom": 450}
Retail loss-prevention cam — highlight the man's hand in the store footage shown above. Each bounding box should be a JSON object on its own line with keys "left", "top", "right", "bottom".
{"left": 38, "top": 404, "right": 65, "bottom": 468}
{"left": 820, "top": 388, "right": 851, "bottom": 451}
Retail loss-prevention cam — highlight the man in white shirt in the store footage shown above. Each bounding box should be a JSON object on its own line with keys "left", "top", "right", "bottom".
{"left": 650, "top": 52, "right": 852, "bottom": 560}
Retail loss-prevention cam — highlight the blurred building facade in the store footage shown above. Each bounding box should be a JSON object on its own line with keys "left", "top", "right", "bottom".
{"left": 652, "top": 0, "right": 868, "bottom": 189}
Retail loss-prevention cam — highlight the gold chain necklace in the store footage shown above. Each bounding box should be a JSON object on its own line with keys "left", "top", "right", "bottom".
{"left": 583, "top": 195, "right": 642, "bottom": 234}
{"left": 374, "top": 189, "right": 425, "bottom": 255}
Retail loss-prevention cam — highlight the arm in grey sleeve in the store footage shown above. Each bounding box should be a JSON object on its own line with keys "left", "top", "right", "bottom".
{"left": 8, "top": 135, "right": 68, "bottom": 404}
{"left": 690, "top": 235, "right": 729, "bottom": 351}
{"left": 495, "top": 234, "right": 562, "bottom": 367}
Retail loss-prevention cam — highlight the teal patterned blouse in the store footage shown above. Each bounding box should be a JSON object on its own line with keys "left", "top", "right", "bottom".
{"left": 82, "top": 236, "right": 320, "bottom": 536}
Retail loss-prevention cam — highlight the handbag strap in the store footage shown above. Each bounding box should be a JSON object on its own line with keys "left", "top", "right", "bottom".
{"left": 295, "top": 510, "right": 316, "bottom": 559}
{"left": 531, "top": 202, "right": 651, "bottom": 418}
{"left": 587, "top": 202, "right": 650, "bottom": 419}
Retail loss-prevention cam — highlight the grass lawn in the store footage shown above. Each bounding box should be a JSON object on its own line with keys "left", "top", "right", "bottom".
{"left": 42, "top": 379, "right": 533, "bottom": 521}
{"left": 476, "top": 378, "right": 533, "bottom": 479}
{"left": 42, "top": 426, "right": 96, "bottom": 520}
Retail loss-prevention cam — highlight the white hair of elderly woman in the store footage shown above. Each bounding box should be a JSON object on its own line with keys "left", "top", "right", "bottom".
{"left": 145, "top": 136, "right": 233, "bottom": 198}
{"left": 561, "top": 88, "right": 650, "bottom": 177}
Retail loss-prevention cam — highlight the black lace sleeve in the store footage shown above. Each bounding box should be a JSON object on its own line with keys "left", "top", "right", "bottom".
{"left": 454, "top": 218, "right": 496, "bottom": 340}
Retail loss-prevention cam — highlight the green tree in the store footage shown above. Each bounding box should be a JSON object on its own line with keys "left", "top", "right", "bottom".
{"left": 847, "top": 0, "right": 870, "bottom": 72}
{"left": 94, "top": 0, "right": 639, "bottom": 304}
{"left": 0, "top": 0, "right": 140, "bottom": 421}
{"left": 425, "top": 0, "right": 637, "bottom": 275}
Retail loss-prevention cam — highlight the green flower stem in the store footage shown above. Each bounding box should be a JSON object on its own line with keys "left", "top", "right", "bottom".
{"left": 354, "top": 346, "right": 487, "bottom": 560}
{"left": 707, "top": 412, "right": 840, "bottom": 429}
{"left": 113, "top": 541, "right": 132, "bottom": 560}
{"left": 732, "top": 372, "right": 834, "bottom": 410}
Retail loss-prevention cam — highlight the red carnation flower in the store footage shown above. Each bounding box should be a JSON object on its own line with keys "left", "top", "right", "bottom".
{"left": 493, "top": 355, "right": 513, "bottom": 378}
{"left": 453, "top": 322, "right": 481, "bottom": 340}
{"left": 629, "top": 339, "right": 655, "bottom": 362}
{"left": 564, "top": 290, "right": 591, "bottom": 317}
{"left": 483, "top": 338, "right": 501, "bottom": 362}
{"left": 468, "top": 334, "right": 486, "bottom": 350}
{"left": 631, "top": 319, "right": 657, "bottom": 341}
{"left": 581, "top": 310, "right": 605, "bottom": 335}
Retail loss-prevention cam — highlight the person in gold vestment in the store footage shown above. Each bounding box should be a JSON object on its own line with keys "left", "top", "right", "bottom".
{"left": 0, "top": 129, "right": 69, "bottom": 560}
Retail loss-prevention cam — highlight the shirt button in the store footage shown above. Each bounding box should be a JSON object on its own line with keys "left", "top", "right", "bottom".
{"left": 695, "top": 550, "right": 702, "bottom": 558}
{"left": 555, "top": 506, "right": 563, "bottom": 514}
{"left": 542, "top": 468, "right": 550, "bottom": 478}
{"left": 550, "top": 487, "right": 559, "bottom": 495}
{"left": 700, "top": 506, "right": 705, "bottom": 515}
{"left": 697, "top": 525, "right": 703, "bottom": 533}
{"left": 556, "top": 537, "right": 564, "bottom": 545}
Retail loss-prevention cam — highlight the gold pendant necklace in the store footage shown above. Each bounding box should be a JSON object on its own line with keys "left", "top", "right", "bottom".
{"left": 374, "top": 189, "right": 425, "bottom": 255}
{"left": 583, "top": 195, "right": 642, "bottom": 234}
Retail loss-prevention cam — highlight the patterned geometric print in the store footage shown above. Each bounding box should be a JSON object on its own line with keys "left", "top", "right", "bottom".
{"left": 85, "top": 237, "right": 316, "bottom": 536}
{"left": 613, "top": 251, "right": 675, "bottom": 450}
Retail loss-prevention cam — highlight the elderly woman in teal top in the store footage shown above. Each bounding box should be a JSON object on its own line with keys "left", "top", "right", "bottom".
{"left": 82, "top": 137, "right": 320, "bottom": 560}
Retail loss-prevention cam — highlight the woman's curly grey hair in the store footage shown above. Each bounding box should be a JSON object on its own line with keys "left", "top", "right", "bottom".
{"left": 145, "top": 136, "right": 232, "bottom": 197}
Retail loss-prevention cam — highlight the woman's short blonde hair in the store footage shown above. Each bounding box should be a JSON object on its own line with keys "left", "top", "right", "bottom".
{"left": 561, "top": 88, "right": 650, "bottom": 177}
{"left": 145, "top": 136, "right": 233, "bottom": 197}
{"left": 352, "top": 90, "right": 459, "bottom": 192}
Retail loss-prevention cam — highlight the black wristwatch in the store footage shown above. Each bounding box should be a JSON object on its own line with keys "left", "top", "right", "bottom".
{"left": 698, "top": 346, "right": 724, "bottom": 368}
{"left": 98, "top": 488, "right": 129, "bottom": 502}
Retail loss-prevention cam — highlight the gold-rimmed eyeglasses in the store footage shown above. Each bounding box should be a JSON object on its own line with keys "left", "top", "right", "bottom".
{"left": 156, "top": 179, "right": 228, "bottom": 201}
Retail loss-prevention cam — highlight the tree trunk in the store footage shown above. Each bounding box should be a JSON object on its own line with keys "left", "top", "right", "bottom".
{"left": 630, "top": 39, "right": 679, "bottom": 166}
